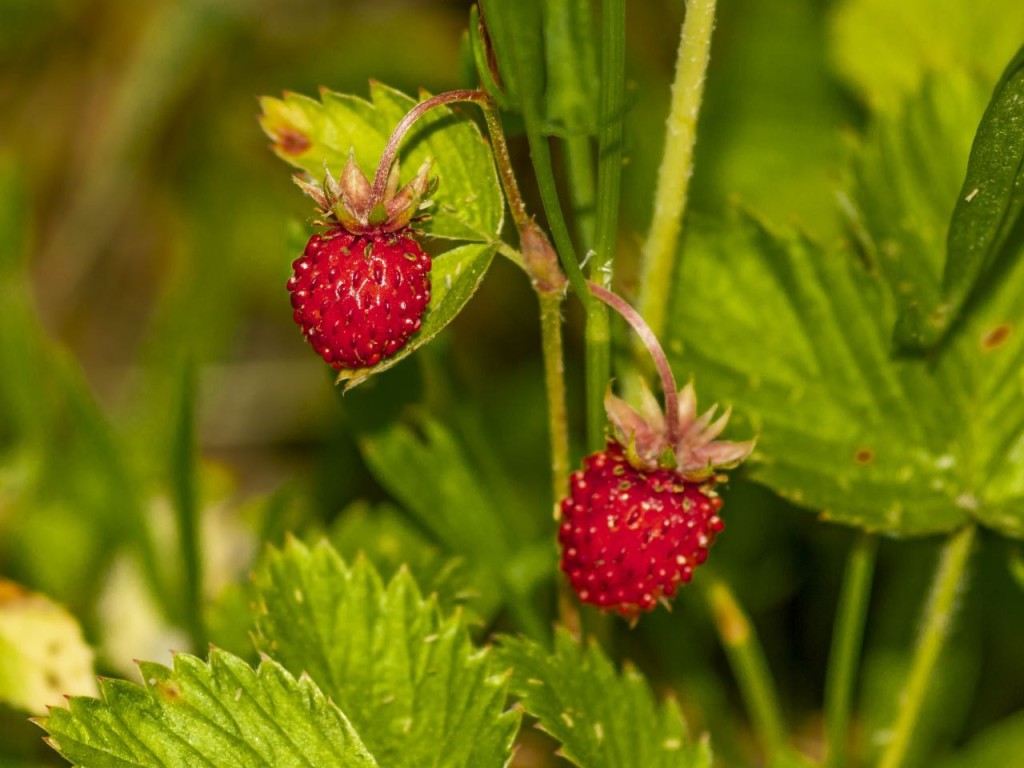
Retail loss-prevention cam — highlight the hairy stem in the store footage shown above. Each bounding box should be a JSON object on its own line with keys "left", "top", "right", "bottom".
{"left": 878, "top": 524, "right": 976, "bottom": 768}
{"left": 539, "top": 293, "right": 570, "bottom": 508}
{"left": 824, "top": 533, "right": 878, "bottom": 768}
{"left": 587, "top": 282, "right": 679, "bottom": 447}
{"left": 636, "top": 0, "right": 717, "bottom": 339}
{"left": 705, "top": 575, "right": 788, "bottom": 760}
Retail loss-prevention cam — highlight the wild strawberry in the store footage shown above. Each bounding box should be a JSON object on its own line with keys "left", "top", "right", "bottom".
{"left": 288, "top": 152, "right": 435, "bottom": 370}
{"left": 559, "top": 383, "right": 754, "bottom": 619}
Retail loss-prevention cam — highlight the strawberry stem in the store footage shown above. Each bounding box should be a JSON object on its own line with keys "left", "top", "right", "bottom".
{"left": 587, "top": 282, "right": 680, "bottom": 447}
{"left": 370, "top": 89, "right": 487, "bottom": 207}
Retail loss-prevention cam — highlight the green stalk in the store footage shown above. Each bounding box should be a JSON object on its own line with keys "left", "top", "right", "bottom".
{"left": 877, "top": 524, "right": 977, "bottom": 768}
{"left": 636, "top": 0, "right": 717, "bottom": 339}
{"left": 584, "top": 0, "right": 626, "bottom": 453}
{"left": 565, "top": 136, "right": 596, "bottom": 252}
{"left": 824, "top": 533, "right": 879, "bottom": 768}
{"left": 705, "top": 575, "right": 788, "bottom": 761}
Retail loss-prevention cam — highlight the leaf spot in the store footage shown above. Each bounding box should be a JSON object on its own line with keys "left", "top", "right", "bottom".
{"left": 594, "top": 722, "right": 604, "bottom": 741}
{"left": 980, "top": 324, "right": 1011, "bottom": 352}
{"left": 154, "top": 680, "right": 182, "bottom": 703}
{"left": 560, "top": 712, "right": 574, "bottom": 728}
{"left": 294, "top": 589, "right": 304, "bottom": 604}
{"left": 275, "top": 127, "right": 311, "bottom": 156}
{"left": 854, "top": 447, "right": 874, "bottom": 465}
{"left": 526, "top": 678, "right": 545, "bottom": 686}
{"left": 663, "top": 738, "right": 682, "bottom": 750}
{"left": 964, "top": 187, "right": 980, "bottom": 202}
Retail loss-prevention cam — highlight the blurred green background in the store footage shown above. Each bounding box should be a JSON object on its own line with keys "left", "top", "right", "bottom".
{"left": 2, "top": 0, "right": 1023, "bottom": 766}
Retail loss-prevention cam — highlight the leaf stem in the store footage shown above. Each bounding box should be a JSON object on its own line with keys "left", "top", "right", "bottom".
{"left": 877, "top": 523, "right": 977, "bottom": 768}
{"left": 587, "top": 282, "right": 679, "bottom": 447}
{"left": 704, "top": 574, "right": 788, "bottom": 760}
{"left": 636, "top": 0, "right": 718, "bottom": 339}
{"left": 824, "top": 533, "right": 878, "bottom": 768}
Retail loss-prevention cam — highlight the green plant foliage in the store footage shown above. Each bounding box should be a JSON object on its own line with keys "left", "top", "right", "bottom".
{"left": 252, "top": 539, "right": 519, "bottom": 768}
{"left": 847, "top": 75, "right": 987, "bottom": 349}
{"left": 259, "top": 82, "right": 503, "bottom": 243}
{"left": 829, "top": 0, "right": 1024, "bottom": 108}
{"left": 937, "top": 711, "right": 1024, "bottom": 768}
{"left": 336, "top": 242, "right": 496, "bottom": 389}
{"left": 498, "top": 629, "right": 710, "bottom": 768}
{"left": 666, "top": 207, "right": 1024, "bottom": 537}
{"left": 42, "top": 649, "right": 379, "bottom": 768}
{"left": 542, "top": 0, "right": 599, "bottom": 136}
{"left": 935, "top": 46, "right": 1024, "bottom": 344}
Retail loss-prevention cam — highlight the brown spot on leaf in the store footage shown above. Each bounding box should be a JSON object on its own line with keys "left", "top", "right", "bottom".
{"left": 981, "top": 323, "right": 1011, "bottom": 352}
{"left": 275, "top": 127, "right": 311, "bottom": 156}
{"left": 854, "top": 448, "right": 874, "bottom": 465}
{"left": 155, "top": 681, "right": 183, "bottom": 703}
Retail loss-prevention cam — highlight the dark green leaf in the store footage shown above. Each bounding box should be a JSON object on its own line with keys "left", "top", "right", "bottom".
{"left": 335, "top": 242, "right": 495, "bottom": 389}
{"left": 498, "top": 630, "right": 710, "bottom": 768}
{"left": 42, "top": 649, "right": 378, "bottom": 768}
{"left": 253, "top": 540, "right": 519, "bottom": 768}
{"left": 260, "top": 82, "right": 503, "bottom": 242}
{"left": 932, "top": 46, "right": 1024, "bottom": 343}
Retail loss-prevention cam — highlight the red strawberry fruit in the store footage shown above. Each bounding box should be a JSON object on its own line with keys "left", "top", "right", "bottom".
{"left": 559, "top": 383, "right": 754, "bottom": 619}
{"left": 288, "top": 152, "right": 435, "bottom": 370}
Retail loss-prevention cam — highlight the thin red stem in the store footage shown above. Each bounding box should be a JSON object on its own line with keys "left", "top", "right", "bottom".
{"left": 587, "top": 282, "right": 679, "bottom": 446}
{"left": 370, "top": 89, "right": 487, "bottom": 205}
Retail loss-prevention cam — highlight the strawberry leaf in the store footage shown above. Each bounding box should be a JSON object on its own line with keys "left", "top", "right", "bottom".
{"left": 259, "top": 83, "right": 503, "bottom": 243}
{"left": 497, "top": 629, "right": 710, "bottom": 768}
{"left": 41, "top": 649, "right": 379, "bottom": 768}
{"left": 252, "top": 539, "right": 519, "bottom": 768}
{"left": 333, "top": 242, "right": 495, "bottom": 390}
{"left": 667, "top": 206, "right": 1024, "bottom": 538}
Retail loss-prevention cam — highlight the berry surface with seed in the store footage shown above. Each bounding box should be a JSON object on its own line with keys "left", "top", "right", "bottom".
{"left": 288, "top": 228, "right": 430, "bottom": 369}
{"left": 559, "top": 440, "right": 724, "bottom": 618}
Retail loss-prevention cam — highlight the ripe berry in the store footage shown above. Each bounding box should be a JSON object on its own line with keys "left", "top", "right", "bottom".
{"left": 288, "top": 229, "right": 430, "bottom": 369}
{"left": 559, "top": 442, "right": 725, "bottom": 618}
{"left": 288, "top": 151, "right": 435, "bottom": 370}
{"left": 559, "top": 384, "right": 754, "bottom": 619}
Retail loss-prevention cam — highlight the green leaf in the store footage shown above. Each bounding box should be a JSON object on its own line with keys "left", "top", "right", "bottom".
{"left": 0, "top": 581, "right": 97, "bottom": 714}
{"left": 335, "top": 242, "right": 496, "bottom": 389}
{"left": 666, "top": 209, "right": 1024, "bottom": 538}
{"left": 936, "top": 710, "right": 1024, "bottom": 768}
{"left": 497, "top": 629, "right": 710, "bottom": 768}
{"left": 846, "top": 75, "right": 987, "bottom": 349}
{"left": 259, "top": 82, "right": 503, "bottom": 242}
{"left": 41, "top": 648, "right": 378, "bottom": 768}
{"left": 932, "top": 46, "right": 1024, "bottom": 343}
{"left": 829, "top": 0, "right": 1024, "bottom": 109}
{"left": 542, "top": 0, "right": 599, "bottom": 135}
{"left": 253, "top": 539, "right": 519, "bottom": 768}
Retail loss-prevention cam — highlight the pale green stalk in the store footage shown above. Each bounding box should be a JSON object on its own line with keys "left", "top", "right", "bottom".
{"left": 877, "top": 524, "right": 976, "bottom": 768}
{"left": 636, "top": 0, "right": 718, "bottom": 338}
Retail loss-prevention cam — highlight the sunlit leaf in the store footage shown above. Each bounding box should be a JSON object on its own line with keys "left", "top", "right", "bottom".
{"left": 253, "top": 539, "right": 519, "bottom": 768}
{"left": 260, "top": 82, "right": 503, "bottom": 242}
{"left": 42, "top": 649, "right": 378, "bottom": 768}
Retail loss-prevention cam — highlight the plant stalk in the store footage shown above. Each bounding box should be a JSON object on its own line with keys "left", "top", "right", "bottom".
{"left": 877, "top": 524, "right": 977, "bottom": 768}
{"left": 584, "top": 0, "right": 626, "bottom": 453}
{"left": 636, "top": 0, "right": 718, "bottom": 340}
{"left": 824, "top": 533, "right": 878, "bottom": 768}
{"left": 705, "top": 575, "right": 788, "bottom": 761}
